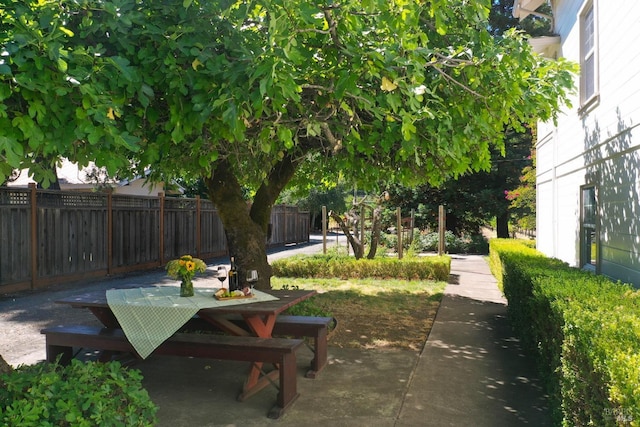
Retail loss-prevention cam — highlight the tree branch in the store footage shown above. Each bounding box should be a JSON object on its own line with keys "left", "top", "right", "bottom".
{"left": 431, "top": 65, "right": 486, "bottom": 99}
{"left": 251, "top": 153, "right": 302, "bottom": 230}
{"left": 320, "top": 122, "right": 342, "bottom": 152}
{"left": 322, "top": 9, "right": 343, "bottom": 50}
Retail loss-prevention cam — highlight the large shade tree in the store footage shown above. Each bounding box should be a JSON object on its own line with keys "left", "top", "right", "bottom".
{"left": 1, "top": 0, "right": 576, "bottom": 288}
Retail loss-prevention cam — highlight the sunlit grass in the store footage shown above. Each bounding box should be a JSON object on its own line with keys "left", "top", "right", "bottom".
{"left": 272, "top": 277, "right": 446, "bottom": 350}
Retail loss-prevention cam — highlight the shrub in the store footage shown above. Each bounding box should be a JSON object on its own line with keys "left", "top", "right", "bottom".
{"left": 490, "top": 239, "right": 640, "bottom": 426}
{"left": 0, "top": 359, "right": 158, "bottom": 426}
{"left": 272, "top": 253, "right": 451, "bottom": 282}
{"left": 412, "top": 230, "right": 489, "bottom": 254}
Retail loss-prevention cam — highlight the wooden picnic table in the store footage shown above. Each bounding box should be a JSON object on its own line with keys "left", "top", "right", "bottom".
{"left": 52, "top": 287, "right": 317, "bottom": 417}
{"left": 56, "top": 287, "right": 316, "bottom": 338}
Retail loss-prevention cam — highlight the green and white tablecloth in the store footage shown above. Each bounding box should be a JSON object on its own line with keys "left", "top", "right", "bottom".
{"left": 106, "top": 286, "right": 279, "bottom": 359}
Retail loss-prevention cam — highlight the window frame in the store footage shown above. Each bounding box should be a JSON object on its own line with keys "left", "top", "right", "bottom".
{"left": 578, "top": 0, "right": 599, "bottom": 113}
{"left": 580, "top": 184, "right": 599, "bottom": 272}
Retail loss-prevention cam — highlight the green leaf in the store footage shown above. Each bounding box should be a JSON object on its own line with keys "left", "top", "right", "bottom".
{"left": 277, "top": 127, "right": 293, "bottom": 148}
{"left": 108, "top": 56, "right": 134, "bottom": 81}
{"left": 261, "top": 141, "right": 272, "bottom": 153}
{"left": 59, "top": 26, "right": 74, "bottom": 37}
{"left": 57, "top": 58, "right": 68, "bottom": 72}
{"left": 0, "top": 136, "right": 24, "bottom": 166}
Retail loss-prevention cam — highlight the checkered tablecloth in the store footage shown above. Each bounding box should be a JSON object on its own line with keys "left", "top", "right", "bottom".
{"left": 106, "top": 286, "right": 278, "bottom": 359}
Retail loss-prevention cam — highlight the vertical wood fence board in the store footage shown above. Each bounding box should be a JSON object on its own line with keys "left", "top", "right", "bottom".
{"left": 0, "top": 187, "right": 309, "bottom": 292}
{"left": 0, "top": 206, "right": 31, "bottom": 283}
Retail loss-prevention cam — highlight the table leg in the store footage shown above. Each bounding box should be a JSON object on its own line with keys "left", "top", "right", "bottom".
{"left": 240, "top": 314, "right": 279, "bottom": 396}
{"left": 243, "top": 314, "right": 276, "bottom": 338}
{"left": 198, "top": 313, "right": 282, "bottom": 400}
{"left": 88, "top": 307, "right": 120, "bottom": 328}
{"left": 88, "top": 307, "right": 130, "bottom": 362}
{"left": 197, "top": 314, "right": 251, "bottom": 336}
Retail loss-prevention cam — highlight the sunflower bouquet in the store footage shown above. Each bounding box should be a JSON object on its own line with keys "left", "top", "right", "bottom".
{"left": 166, "top": 255, "right": 207, "bottom": 296}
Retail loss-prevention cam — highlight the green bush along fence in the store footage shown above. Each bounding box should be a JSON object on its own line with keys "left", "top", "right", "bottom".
{"left": 0, "top": 186, "right": 309, "bottom": 293}
{"left": 489, "top": 239, "right": 640, "bottom": 427}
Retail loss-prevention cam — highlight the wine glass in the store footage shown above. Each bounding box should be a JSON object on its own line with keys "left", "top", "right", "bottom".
{"left": 246, "top": 270, "right": 258, "bottom": 290}
{"left": 216, "top": 266, "right": 227, "bottom": 289}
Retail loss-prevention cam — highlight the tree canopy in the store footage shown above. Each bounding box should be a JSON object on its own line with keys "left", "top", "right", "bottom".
{"left": 2, "top": 0, "right": 575, "bottom": 185}
{"left": 1, "top": 0, "right": 576, "bottom": 286}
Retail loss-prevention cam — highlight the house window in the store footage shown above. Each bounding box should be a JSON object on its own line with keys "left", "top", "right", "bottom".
{"left": 580, "top": 1, "right": 598, "bottom": 108}
{"left": 580, "top": 185, "right": 598, "bottom": 270}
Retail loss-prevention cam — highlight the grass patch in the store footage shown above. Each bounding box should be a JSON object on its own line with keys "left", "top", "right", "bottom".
{"left": 272, "top": 277, "right": 446, "bottom": 351}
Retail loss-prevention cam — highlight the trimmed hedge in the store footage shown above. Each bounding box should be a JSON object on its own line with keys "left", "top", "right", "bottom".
{"left": 271, "top": 254, "right": 450, "bottom": 282}
{"left": 490, "top": 239, "right": 640, "bottom": 426}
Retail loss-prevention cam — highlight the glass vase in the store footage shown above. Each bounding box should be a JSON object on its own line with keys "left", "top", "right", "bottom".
{"left": 180, "top": 277, "right": 194, "bottom": 297}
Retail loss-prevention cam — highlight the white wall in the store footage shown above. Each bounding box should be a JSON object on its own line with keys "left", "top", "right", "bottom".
{"left": 536, "top": 0, "right": 640, "bottom": 286}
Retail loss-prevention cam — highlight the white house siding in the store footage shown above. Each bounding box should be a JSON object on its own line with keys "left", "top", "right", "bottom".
{"left": 535, "top": 0, "right": 640, "bottom": 286}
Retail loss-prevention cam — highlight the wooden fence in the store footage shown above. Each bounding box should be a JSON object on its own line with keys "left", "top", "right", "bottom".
{"left": 0, "top": 185, "right": 309, "bottom": 294}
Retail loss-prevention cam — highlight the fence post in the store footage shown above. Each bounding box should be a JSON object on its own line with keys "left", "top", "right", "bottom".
{"left": 397, "top": 207, "right": 403, "bottom": 259}
{"left": 159, "top": 192, "right": 165, "bottom": 265}
{"left": 410, "top": 208, "right": 415, "bottom": 245}
{"left": 107, "top": 190, "right": 113, "bottom": 276}
{"left": 438, "top": 205, "right": 445, "bottom": 255}
{"left": 322, "top": 206, "right": 327, "bottom": 254}
{"left": 360, "top": 205, "right": 365, "bottom": 246}
{"left": 196, "top": 196, "right": 201, "bottom": 257}
{"left": 29, "top": 183, "right": 37, "bottom": 290}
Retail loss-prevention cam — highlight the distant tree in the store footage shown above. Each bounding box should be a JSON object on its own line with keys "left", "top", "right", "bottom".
{"left": 386, "top": 1, "right": 555, "bottom": 238}
{"left": 506, "top": 147, "right": 537, "bottom": 230}
{"left": 279, "top": 184, "right": 349, "bottom": 231}
{"left": 489, "top": 0, "right": 554, "bottom": 37}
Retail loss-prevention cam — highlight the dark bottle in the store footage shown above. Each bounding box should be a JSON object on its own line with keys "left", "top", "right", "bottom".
{"left": 228, "top": 256, "right": 239, "bottom": 291}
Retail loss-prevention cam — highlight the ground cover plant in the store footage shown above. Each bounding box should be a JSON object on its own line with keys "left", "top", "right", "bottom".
{"left": 272, "top": 254, "right": 448, "bottom": 350}
{"left": 0, "top": 359, "right": 158, "bottom": 426}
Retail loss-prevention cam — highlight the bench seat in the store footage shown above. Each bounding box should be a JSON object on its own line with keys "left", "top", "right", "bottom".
{"left": 41, "top": 325, "right": 303, "bottom": 418}
{"left": 271, "top": 315, "right": 335, "bottom": 378}
{"left": 184, "top": 315, "right": 336, "bottom": 378}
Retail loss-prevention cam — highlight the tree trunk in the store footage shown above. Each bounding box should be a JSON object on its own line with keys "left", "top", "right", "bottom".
{"left": 496, "top": 213, "right": 510, "bottom": 238}
{"left": 329, "top": 211, "right": 364, "bottom": 259}
{"left": 366, "top": 206, "right": 382, "bottom": 259}
{"left": 0, "top": 354, "right": 12, "bottom": 374}
{"left": 204, "top": 155, "right": 300, "bottom": 290}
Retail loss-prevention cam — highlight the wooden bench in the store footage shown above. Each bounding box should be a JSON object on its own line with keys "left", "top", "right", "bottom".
{"left": 271, "top": 316, "right": 335, "bottom": 379}
{"left": 184, "top": 315, "right": 336, "bottom": 378}
{"left": 41, "top": 325, "right": 304, "bottom": 419}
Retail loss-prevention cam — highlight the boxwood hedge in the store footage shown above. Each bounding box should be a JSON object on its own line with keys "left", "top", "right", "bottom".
{"left": 490, "top": 239, "right": 640, "bottom": 426}
{"left": 271, "top": 253, "right": 450, "bottom": 282}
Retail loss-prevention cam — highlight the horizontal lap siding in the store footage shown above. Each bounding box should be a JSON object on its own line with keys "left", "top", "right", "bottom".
{"left": 537, "top": 1, "right": 640, "bottom": 286}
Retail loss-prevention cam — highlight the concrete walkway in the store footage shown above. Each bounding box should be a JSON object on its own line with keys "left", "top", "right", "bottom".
{"left": 0, "top": 243, "right": 551, "bottom": 426}
{"left": 396, "top": 255, "right": 552, "bottom": 426}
